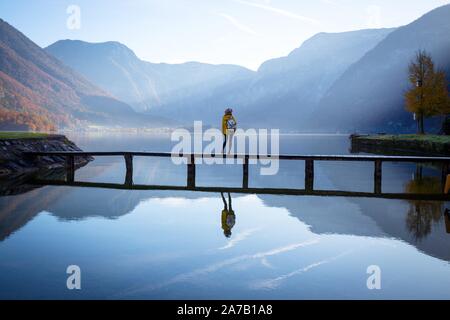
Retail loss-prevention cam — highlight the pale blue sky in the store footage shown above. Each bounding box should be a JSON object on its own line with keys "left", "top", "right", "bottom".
{"left": 1, "top": 0, "right": 449, "bottom": 70}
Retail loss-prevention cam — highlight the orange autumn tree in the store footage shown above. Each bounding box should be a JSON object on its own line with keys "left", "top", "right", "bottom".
{"left": 0, "top": 107, "right": 56, "bottom": 131}
{"left": 433, "top": 70, "right": 450, "bottom": 126}
{"left": 405, "top": 50, "right": 450, "bottom": 134}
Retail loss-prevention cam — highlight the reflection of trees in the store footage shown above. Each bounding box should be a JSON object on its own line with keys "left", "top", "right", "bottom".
{"left": 445, "top": 209, "right": 450, "bottom": 234}
{"left": 405, "top": 170, "right": 444, "bottom": 241}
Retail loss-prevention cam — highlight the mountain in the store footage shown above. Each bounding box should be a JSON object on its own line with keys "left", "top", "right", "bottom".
{"left": 46, "top": 31, "right": 391, "bottom": 129}
{"left": 316, "top": 4, "right": 450, "bottom": 133}
{"left": 0, "top": 19, "right": 169, "bottom": 130}
{"left": 45, "top": 40, "right": 160, "bottom": 113}
{"left": 42, "top": 5, "right": 450, "bottom": 132}
{"left": 46, "top": 40, "right": 255, "bottom": 118}
{"left": 238, "top": 28, "right": 395, "bottom": 129}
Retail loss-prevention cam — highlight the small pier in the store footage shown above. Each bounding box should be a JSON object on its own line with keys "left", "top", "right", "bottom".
{"left": 25, "top": 151, "right": 450, "bottom": 201}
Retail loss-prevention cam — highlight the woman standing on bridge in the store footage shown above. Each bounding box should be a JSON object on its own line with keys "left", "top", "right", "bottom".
{"left": 222, "top": 108, "right": 237, "bottom": 154}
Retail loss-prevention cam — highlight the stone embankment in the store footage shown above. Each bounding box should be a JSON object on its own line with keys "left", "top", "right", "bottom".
{"left": 0, "top": 134, "right": 91, "bottom": 177}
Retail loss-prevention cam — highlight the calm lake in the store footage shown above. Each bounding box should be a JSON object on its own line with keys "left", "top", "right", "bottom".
{"left": 0, "top": 133, "right": 449, "bottom": 299}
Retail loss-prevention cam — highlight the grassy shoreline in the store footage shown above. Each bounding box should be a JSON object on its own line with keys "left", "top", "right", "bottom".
{"left": 360, "top": 134, "right": 450, "bottom": 144}
{"left": 0, "top": 131, "right": 58, "bottom": 140}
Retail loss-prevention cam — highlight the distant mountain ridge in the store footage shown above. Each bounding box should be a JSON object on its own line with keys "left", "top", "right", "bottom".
{"left": 46, "top": 29, "right": 392, "bottom": 128}
{"left": 315, "top": 4, "right": 450, "bottom": 133}
{"left": 46, "top": 40, "right": 255, "bottom": 114}
{"left": 0, "top": 19, "right": 170, "bottom": 130}
{"left": 238, "top": 28, "right": 395, "bottom": 129}
{"left": 2, "top": 4, "right": 450, "bottom": 132}
{"left": 46, "top": 40, "right": 161, "bottom": 113}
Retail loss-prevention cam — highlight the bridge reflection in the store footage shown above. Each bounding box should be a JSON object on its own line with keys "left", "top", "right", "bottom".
{"left": 28, "top": 177, "right": 450, "bottom": 201}
{"left": 26, "top": 172, "right": 450, "bottom": 242}
{"left": 1, "top": 163, "right": 449, "bottom": 261}
{"left": 29, "top": 166, "right": 450, "bottom": 201}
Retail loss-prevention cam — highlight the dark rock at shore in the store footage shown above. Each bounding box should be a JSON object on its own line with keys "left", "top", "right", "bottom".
{"left": 0, "top": 135, "right": 92, "bottom": 177}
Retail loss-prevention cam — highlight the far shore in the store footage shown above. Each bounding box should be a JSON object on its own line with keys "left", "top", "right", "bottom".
{"left": 1, "top": 129, "right": 355, "bottom": 136}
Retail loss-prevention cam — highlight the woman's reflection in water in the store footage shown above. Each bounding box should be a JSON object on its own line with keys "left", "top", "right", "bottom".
{"left": 220, "top": 192, "right": 236, "bottom": 238}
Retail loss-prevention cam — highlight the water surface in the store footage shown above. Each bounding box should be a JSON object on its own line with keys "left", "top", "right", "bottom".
{"left": 0, "top": 133, "right": 449, "bottom": 299}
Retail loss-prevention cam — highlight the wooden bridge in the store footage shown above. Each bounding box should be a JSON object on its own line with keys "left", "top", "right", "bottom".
{"left": 25, "top": 151, "right": 450, "bottom": 201}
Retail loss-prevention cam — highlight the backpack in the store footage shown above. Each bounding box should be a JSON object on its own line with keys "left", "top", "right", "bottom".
{"left": 226, "top": 118, "right": 236, "bottom": 130}
{"left": 226, "top": 214, "right": 235, "bottom": 228}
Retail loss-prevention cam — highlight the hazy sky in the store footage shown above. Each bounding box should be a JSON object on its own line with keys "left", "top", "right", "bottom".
{"left": 1, "top": 0, "right": 449, "bottom": 70}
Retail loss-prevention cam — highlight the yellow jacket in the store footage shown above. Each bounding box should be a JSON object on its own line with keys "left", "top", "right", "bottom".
{"left": 221, "top": 209, "right": 236, "bottom": 234}
{"left": 222, "top": 114, "right": 237, "bottom": 135}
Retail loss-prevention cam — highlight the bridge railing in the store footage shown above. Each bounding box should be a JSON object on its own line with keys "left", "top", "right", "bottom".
{"left": 25, "top": 151, "right": 450, "bottom": 199}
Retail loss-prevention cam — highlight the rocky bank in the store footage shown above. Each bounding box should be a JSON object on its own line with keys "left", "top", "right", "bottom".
{"left": 0, "top": 134, "right": 92, "bottom": 177}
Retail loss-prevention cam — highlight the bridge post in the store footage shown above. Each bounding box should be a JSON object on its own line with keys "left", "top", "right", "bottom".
{"left": 187, "top": 154, "right": 196, "bottom": 188}
{"left": 441, "top": 163, "right": 449, "bottom": 193}
{"left": 243, "top": 155, "right": 249, "bottom": 189}
{"left": 305, "top": 159, "right": 314, "bottom": 192}
{"left": 374, "top": 160, "right": 382, "bottom": 194}
{"left": 124, "top": 153, "right": 133, "bottom": 186}
{"left": 66, "top": 155, "right": 75, "bottom": 183}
